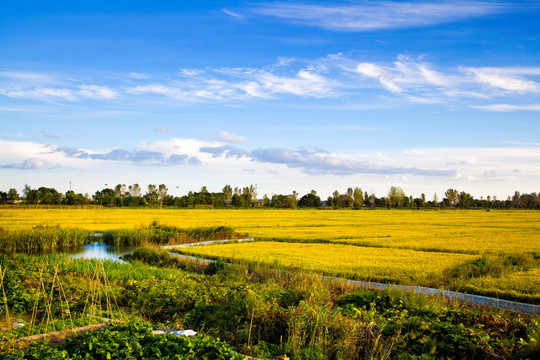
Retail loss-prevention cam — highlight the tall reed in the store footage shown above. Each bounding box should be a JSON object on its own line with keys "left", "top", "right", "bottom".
{"left": 0, "top": 226, "right": 92, "bottom": 253}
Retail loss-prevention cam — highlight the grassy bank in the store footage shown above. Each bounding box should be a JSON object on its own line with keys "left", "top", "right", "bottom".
{"left": 1, "top": 252, "right": 538, "bottom": 359}
{"left": 0, "top": 223, "right": 245, "bottom": 253}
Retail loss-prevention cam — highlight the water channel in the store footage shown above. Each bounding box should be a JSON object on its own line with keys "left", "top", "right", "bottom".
{"left": 44, "top": 242, "right": 136, "bottom": 263}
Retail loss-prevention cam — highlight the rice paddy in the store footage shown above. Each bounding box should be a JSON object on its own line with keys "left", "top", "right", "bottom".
{"left": 175, "top": 241, "right": 479, "bottom": 284}
{"left": 1, "top": 207, "right": 539, "bottom": 302}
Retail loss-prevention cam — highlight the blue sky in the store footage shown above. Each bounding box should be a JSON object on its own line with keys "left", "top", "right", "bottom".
{"left": 1, "top": 0, "right": 539, "bottom": 199}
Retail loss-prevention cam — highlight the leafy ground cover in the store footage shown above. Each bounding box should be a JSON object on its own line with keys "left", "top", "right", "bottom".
{"left": 4, "top": 321, "right": 246, "bottom": 360}
{"left": 1, "top": 252, "right": 539, "bottom": 359}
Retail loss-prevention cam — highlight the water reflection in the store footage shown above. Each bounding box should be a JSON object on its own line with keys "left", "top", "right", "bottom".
{"left": 67, "top": 243, "right": 136, "bottom": 262}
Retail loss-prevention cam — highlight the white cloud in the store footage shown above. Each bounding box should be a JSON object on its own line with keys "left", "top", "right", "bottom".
{"left": 216, "top": 131, "right": 248, "bottom": 143}
{"left": 127, "top": 66, "right": 336, "bottom": 102}
{"left": 1, "top": 54, "right": 539, "bottom": 111}
{"left": 1, "top": 158, "right": 53, "bottom": 170}
{"left": 77, "top": 85, "right": 117, "bottom": 99}
{"left": 0, "top": 88, "right": 77, "bottom": 101}
{"left": 251, "top": 1, "right": 506, "bottom": 32}
{"left": 128, "top": 72, "right": 150, "bottom": 79}
{"left": 222, "top": 8, "right": 244, "bottom": 19}
{"left": 472, "top": 104, "right": 540, "bottom": 111}
{"left": 465, "top": 68, "right": 539, "bottom": 93}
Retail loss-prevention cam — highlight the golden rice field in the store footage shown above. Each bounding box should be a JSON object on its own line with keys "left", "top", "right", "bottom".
{"left": 1, "top": 207, "right": 539, "bottom": 255}
{"left": 1, "top": 207, "right": 539, "bottom": 301}
{"left": 176, "top": 241, "right": 479, "bottom": 284}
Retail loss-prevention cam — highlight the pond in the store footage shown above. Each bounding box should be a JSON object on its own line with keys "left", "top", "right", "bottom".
{"left": 68, "top": 243, "right": 137, "bottom": 262}
{"left": 39, "top": 242, "right": 138, "bottom": 262}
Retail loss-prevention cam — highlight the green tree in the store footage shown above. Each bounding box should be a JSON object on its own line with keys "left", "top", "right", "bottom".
{"left": 93, "top": 188, "right": 116, "bottom": 207}
{"left": 444, "top": 189, "right": 459, "bottom": 207}
{"left": 64, "top": 190, "right": 85, "bottom": 205}
{"left": 145, "top": 184, "right": 159, "bottom": 206}
{"left": 158, "top": 184, "right": 168, "bottom": 208}
{"left": 353, "top": 187, "right": 363, "bottom": 209}
{"left": 7, "top": 188, "right": 19, "bottom": 204}
{"left": 129, "top": 184, "right": 141, "bottom": 197}
{"left": 298, "top": 190, "right": 321, "bottom": 208}
{"left": 388, "top": 186, "right": 406, "bottom": 208}
{"left": 222, "top": 185, "right": 233, "bottom": 205}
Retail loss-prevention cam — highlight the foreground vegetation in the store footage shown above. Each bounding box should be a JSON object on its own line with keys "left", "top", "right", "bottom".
{"left": 1, "top": 251, "right": 539, "bottom": 359}
{"left": 4, "top": 321, "right": 245, "bottom": 360}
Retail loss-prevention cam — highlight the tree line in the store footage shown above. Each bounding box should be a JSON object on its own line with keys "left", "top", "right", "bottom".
{"left": 1, "top": 184, "right": 539, "bottom": 210}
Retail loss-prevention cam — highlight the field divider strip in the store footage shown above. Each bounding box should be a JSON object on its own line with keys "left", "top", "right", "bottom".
{"left": 163, "top": 238, "right": 540, "bottom": 315}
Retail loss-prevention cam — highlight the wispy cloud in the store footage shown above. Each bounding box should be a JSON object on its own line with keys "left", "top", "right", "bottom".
{"left": 1, "top": 158, "right": 53, "bottom": 170}
{"left": 200, "top": 145, "right": 250, "bottom": 158}
{"left": 77, "top": 85, "right": 117, "bottom": 99}
{"left": 216, "top": 131, "right": 248, "bottom": 143}
{"left": 53, "top": 146, "right": 201, "bottom": 166}
{"left": 251, "top": 1, "right": 506, "bottom": 32}
{"left": 0, "top": 84, "right": 117, "bottom": 101}
{"left": 200, "top": 145, "right": 456, "bottom": 177}
{"left": 128, "top": 72, "right": 150, "bottom": 79}
{"left": 464, "top": 68, "right": 540, "bottom": 93}
{"left": 127, "top": 66, "right": 337, "bottom": 102}
{"left": 472, "top": 104, "right": 540, "bottom": 111}
{"left": 222, "top": 8, "right": 244, "bottom": 19}
{"left": 2, "top": 132, "right": 24, "bottom": 138}
{"left": 154, "top": 126, "right": 174, "bottom": 134}
{"left": 1, "top": 54, "right": 539, "bottom": 111}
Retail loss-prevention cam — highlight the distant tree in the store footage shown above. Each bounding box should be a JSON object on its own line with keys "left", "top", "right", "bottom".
{"left": 262, "top": 194, "right": 270, "bottom": 207}
{"left": 352, "top": 187, "right": 363, "bottom": 209}
{"left": 290, "top": 191, "right": 298, "bottom": 208}
{"left": 7, "top": 188, "right": 19, "bottom": 204}
{"left": 271, "top": 194, "right": 297, "bottom": 208}
{"left": 512, "top": 191, "right": 521, "bottom": 208}
{"left": 0, "top": 191, "right": 8, "bottom": 204}
{"left": 114, "top": 184, "right": 127, "bottom": 197}
{"left": 298, "top": 190, "right": 321, "bottom": 208}
{"left": 158, "top": 184, "right": 168, "bottom": 208}
{"left": 458, "top": 191, "right": 475, "bottom": 208}
{"left": 433, "top": 193, "right": 439, "bottom": 207}
{"left": 337, "top": 194, "right": 354, "bottom": 208}
{"left": 222, "top": 185, "right": 233, "bottom": 205}
{"left": 231, "top": 193, "right": 245, "bottom": 207}
{"left": 368, "top": 193, "right": 376, "bottom": 207}
{"left": 64, "top": 190, "right": 85, "bottom": 205}
{"left": 388, "top": 186, "right": 406, "bottom": 208}
{"left": 444, "top": 189, "right": 459, "bottom": 207}
{"left": 129, "top": 184, "right": 141, "bottom": 197}
{"left": 35, "top": 187, "right": 62, "bottom": 205}
{"left": 93, "top": 188, "right": 116, "bottom": 206}
{"left": 145, "top": 184, "right": 159, "bottom": 206}
{"left": 23, "top": 184, "right": 32, "bottom": 202}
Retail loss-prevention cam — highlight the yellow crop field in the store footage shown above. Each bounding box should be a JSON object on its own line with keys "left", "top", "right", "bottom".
{"left": 1, "top": 207, "right": 539, "bottom": 302}
{"left": 176, "top": 241, "right": 478, "bottom": 284}
{"left": 1, "top": 207, "right": 539, "bottom": 255}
